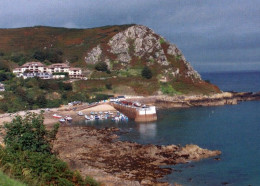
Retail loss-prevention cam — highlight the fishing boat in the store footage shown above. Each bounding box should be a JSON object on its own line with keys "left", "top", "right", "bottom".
{"left": 53, "top": 114, "right": 62, "bottom": 119}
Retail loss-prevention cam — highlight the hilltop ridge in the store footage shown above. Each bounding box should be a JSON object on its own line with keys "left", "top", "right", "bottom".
{"left": 0, "top": 24, "right": 220, "bottom": 95}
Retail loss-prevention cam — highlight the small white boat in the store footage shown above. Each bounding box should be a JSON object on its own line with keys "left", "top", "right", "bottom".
{"left": 78, "top": 111, "right": 84, "bottom": 116}
{"left": 59, "top": 118, "right": 65, "bottom": 122}
{"left": 90, "top": 115, "right": 94, "bottom": 120}
{"left": 85, "top": 115, "right": 90, "bottom": 120}
{"left": 65, "top": 116, "right": 73, "bottom": 121}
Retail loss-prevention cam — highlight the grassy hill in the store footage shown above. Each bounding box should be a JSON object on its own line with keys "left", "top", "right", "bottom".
{"left": 0, "top": 25, "right": 133, "bottom": 68}
{"left": 0, "top": 24, "right": 220, "bottom": 96}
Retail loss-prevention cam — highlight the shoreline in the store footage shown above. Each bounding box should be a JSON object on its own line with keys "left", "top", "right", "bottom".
{"left": 52, "top": 125, "right": 221, "bottom": 185}
{"left": 1, "top": 91, "right": 259, "bottom": 127}
{"left": 1, "top": 92, "right": 259, "bottom": 185}
{"left": 126, "top": 91, "right": 260, "bottom": 109}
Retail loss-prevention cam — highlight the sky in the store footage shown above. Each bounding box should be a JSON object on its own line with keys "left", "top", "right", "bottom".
{"left": 0, "top": 0, "right": 259, "bottom": 72}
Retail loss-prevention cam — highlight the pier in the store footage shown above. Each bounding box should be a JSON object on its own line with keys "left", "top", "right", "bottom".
{"left": 110, "top": 101, "right": 157, "bottom": 122}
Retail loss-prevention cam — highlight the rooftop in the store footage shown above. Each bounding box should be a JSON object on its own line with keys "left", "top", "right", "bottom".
{"left": 22, "top": 62, "right": 45, "bottom": 67}
{"left": 48, "top": 63, "right": 70, "bottom": 68}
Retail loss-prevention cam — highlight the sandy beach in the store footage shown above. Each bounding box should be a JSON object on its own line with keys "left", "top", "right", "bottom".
{"left": 0, "top": 103, "right": 116, "bottom": 128}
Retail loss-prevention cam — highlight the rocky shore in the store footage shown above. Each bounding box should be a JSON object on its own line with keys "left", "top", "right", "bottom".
{"left": 127, "top": 92, "right": 260, "bottom": 109}
{"left": 52, "top": 126, "right": 221, "bottom": 185}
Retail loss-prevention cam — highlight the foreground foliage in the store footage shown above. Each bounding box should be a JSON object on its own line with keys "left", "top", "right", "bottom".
{"left": 0, "top": 113, "right": 99, "bottom": 186}
{"left": 0, "top": 171, "right": 26, "bottom": 186}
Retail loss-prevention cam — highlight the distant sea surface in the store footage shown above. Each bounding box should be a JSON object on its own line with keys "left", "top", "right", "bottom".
{"left": 201, "top": 71, "right": 260, "bottom": 92}
{"left": 76, "top": 71, "right": 260, "bottom": 185}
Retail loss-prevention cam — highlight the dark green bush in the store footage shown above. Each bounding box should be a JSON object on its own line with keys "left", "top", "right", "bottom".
{"left": 105, "top": 83, "right": 112, "bottom": 90}
{"left": 95, "top": 62, "right": 108, "bottom": 72}
{"left": 141, "top": 66, "right": 152, "bottom": 79}
{"left": 33, "top": 49, "right": 63, "bottom": 63}
{"left": 0, "top": 113, "right": 99, "bottom": 186}
{"left": 4, "top": 113, "right": 56, "bottom": 153}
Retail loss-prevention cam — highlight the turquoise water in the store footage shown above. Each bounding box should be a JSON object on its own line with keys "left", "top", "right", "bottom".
{"left": 76, "top": 71, "right": 260, "bottom": 185}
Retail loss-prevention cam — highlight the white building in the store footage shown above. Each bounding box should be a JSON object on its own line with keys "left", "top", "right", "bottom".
{"left": 0, "top": 83, "right": 5, "bottom": 92}
{"left": 68, "top": 68, "right": 82, "bottom": 79}
{"left": 13, "top": 62, "right": 83, "bottom": 79}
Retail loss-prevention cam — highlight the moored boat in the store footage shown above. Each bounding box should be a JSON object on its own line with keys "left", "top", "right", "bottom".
{"left": 85, "top": 115, "right": 90, "bottom": 120}
{"left": 78, "top": 111, "right": 84, "bottom": 116}
{"left": 53, "top": 114, "right": 62, "bottom": 119}
{"left": 65, "top": 116, "right": 73, "bottom": 121}
{"left": 59, "top": 118, "right": 65, "bottom": 123}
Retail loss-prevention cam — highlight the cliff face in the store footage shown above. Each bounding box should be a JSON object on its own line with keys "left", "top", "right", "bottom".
{"left": 84, "top": 25, "right": 201, "bottom": 83}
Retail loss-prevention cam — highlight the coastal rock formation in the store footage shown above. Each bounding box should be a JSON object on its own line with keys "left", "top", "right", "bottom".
{"left": 84, "top": 25, "right": 201, "bottom": 82}
{"left": 53, "top": 126, "right": 221, "bottom": 185}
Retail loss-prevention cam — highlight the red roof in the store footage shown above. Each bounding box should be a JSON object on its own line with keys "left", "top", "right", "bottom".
{"left": 22, "top": 62, "right": 45, "bottom": 67}
{"left": 69, "top": 68, "right": 81, "bottom": 71}
{"left": 48, "top": 63, "right": 70, "bottom": 68}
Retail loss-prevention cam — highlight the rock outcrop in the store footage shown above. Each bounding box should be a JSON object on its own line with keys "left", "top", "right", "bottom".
{"left": 84, "top": 25, "right": 201, "bottom": 82}
{"left": 53, "top": 126, "right": 221, "bottom": 185}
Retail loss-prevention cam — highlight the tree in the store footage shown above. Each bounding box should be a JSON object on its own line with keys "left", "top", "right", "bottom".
{"left": 4, "top": 112, "right": 59, "bottom": 153}
{"left": 36, "top": 94, "right": 47, "bottom": 107}
{"left": 142, "top": 66, "right": 152, "bottom": 79}
{"left": 95, "top": 62, "right": 108, "bottom": 72}
{"left": 33, "top": 49, "right": 63, "bottom": 63}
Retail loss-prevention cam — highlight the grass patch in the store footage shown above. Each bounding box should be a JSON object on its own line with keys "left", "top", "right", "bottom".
{"left": 160, "top": 83, "right": 181, "bottom": 95}
{"left": 0, "top": 171, "right": 26, "bottom": 186}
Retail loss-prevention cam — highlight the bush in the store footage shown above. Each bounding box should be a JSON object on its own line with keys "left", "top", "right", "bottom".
{"left": 10, "top": 53, "right": 29, "bottom": 65}
{"left": 0, "top": 113, "right": 99, "bottom": 186}
{"left": 161, "top": 83, "right": 181, "bottom": 95}
{"left": 33, "top": 49, "right": 63, "bottom": 63}
{"left": 141, "top": 66, "right": 152, "bottom": 79}
{"left": 3, "top": 112, "right": 57, "bottom": 153}
{"left": 105, "top": 83, "right": 112, "bottom": 90}
{"left": 95, "top": 62, "right": 108, "bottom": 72}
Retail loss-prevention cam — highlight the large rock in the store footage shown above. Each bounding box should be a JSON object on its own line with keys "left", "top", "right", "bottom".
{"left": 84, "top": 24, "right": 202, "bottom": 82}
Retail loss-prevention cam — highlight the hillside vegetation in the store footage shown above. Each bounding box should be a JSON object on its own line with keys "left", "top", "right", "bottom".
{"left": 0, "top": 171, "right": 26, "bottom": 186}
{"left": 0, "top": 113, "right": 99, "bottom": 186}
{"left": 0, "top": 24, "right": 220, "bottom": 98}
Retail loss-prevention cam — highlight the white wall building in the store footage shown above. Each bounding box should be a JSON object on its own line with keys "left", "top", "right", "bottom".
{"left": 13, "top": 62, "right": 83, "bottom": 79}
{"left": 0, "top": 83, "right": 5, "bottom": 92}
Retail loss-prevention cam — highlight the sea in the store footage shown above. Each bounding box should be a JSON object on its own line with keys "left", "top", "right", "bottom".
{"left": 76, "top": 71, "right": 260, "bottom": 186}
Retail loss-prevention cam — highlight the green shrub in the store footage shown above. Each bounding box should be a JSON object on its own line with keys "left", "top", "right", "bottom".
{"left": 161, "top": 83, "right": 181, "bottom": 95}
{"left": 159, "top": 38, "right": 165, "bottom": 44}
{"left": 105, "top": 83, "right": 112, "bottom": 90}
{"left": 3, "top": 112, "right": 58, "bottom": 153}
{"left": 141, "top": 66, "right": 152, "bottom": 79}
{"left": 0, "top": 113, "right": 99, "bottom": 186}
{"left": 33, "top": 49, "right": 63, "bottom": 63}
{"left": 95, "top": 62, "right": 108, "bottom": 72}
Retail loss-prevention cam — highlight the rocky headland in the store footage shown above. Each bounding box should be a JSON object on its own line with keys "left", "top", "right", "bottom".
{"left": 52, "top": 126, "right": 221, "bottom": 185}
{"left": 126, "top": 91, "right": 260, "bottom": 109}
